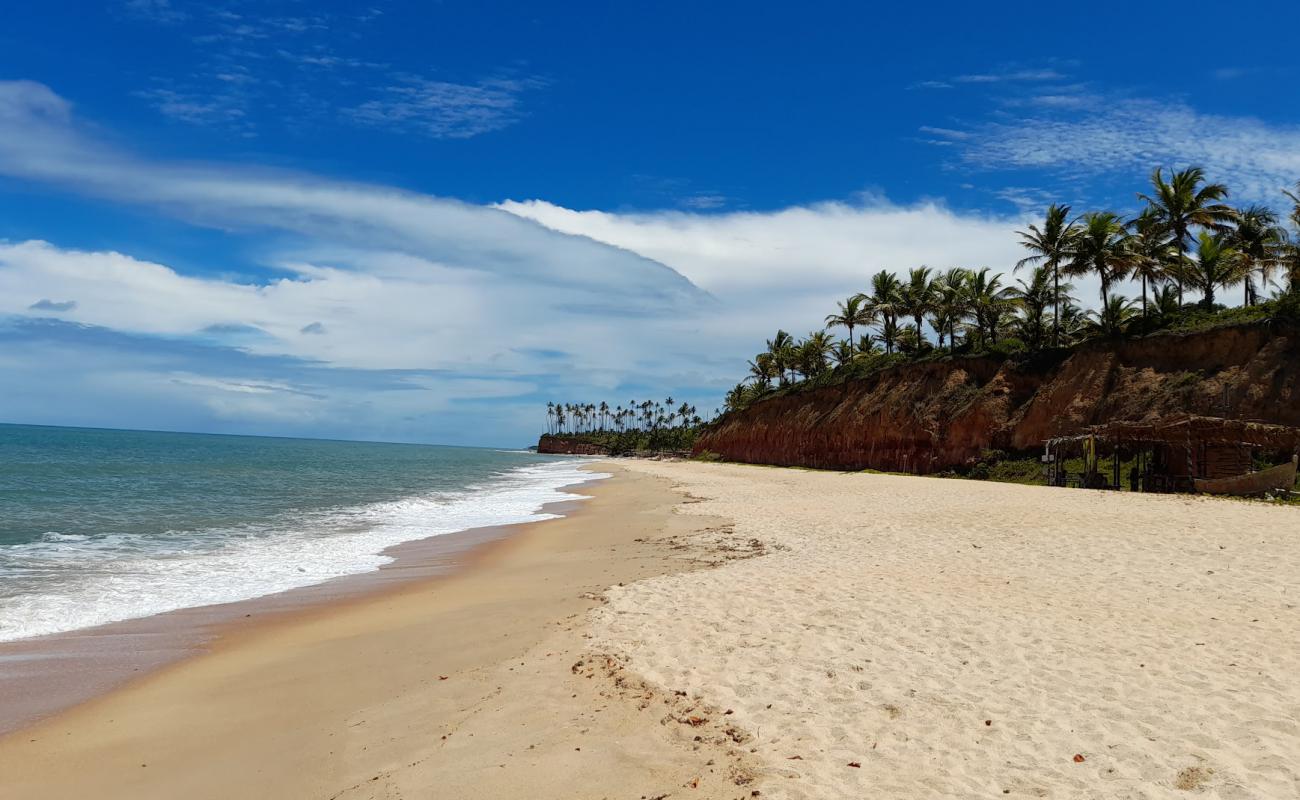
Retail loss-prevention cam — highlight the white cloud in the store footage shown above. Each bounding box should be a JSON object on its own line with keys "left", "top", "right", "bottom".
{"left": 959, "top": 98, "right": 1300, "bottom": 204}
{"left": 347, "top": 77, "right": 542, "bottom": 139}
{"left": 0, "top": 80, "right": 1162, "bottom": 443}
{"left": 496, "top": 197, "right": 1027, "bottom": 296}
{"left": 954, "top": 69, "right": 1066, "bottom": 84}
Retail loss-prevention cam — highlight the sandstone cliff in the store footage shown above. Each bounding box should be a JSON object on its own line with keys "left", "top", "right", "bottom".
{"left": 694, "top": 322, "right": 1300, "bottom": 473}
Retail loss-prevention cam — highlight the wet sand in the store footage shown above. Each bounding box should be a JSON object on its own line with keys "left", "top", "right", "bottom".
{"left": 0, "top": 465, "right": 760, "bottom": 799}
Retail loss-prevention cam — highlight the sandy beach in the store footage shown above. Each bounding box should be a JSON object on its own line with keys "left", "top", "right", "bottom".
{"left": 3, "top": 460, "right": 1299, "bottom": 798}
{"left": 595, "top": 462, "right": 1300, "bottom": 799}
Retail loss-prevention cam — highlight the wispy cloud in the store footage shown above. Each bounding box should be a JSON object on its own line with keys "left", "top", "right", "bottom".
{"left": 918, "top": 125, "right": 972, "bottom": 141}
{"left": 915, "top": 67, "right": 1067, "bottom": 89}
{"left": 121, "top": 0, "right": 186, "bottom": 24}
{"left": 117, "top": 4, "right": 526, "bottom": 140}
{"left": 956, "top": 97, "right": 1300, "bottom": 203}
{"left": 347, "top": 76, "right": 544, "bottom": 139}
{"left": 133, "top": 87, "right": 251, "bottom": 129}
{"left": 953, "top": 68, "right": 1065, "bottom": 84}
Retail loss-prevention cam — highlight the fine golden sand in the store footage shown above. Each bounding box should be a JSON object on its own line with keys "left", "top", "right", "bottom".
{"left": 597, "top": 461, "right": 1300, "bottom": 799}
{"left": 3, "top": 460, "right": 1299, "bottom": 799}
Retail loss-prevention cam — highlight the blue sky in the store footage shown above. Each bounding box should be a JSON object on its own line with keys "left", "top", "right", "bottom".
{"left": 2, "top": 1, "right": 1299, "bottom": 445}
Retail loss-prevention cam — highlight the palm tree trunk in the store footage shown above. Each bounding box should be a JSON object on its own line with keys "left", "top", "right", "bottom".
{"left": 1174, "top": 236, "right": 1185, "bottom": 305}
{"left": 1052, "top": 261, "right": 1060, "bottom": 348}
{"left": 1141, "top": 274, "right": 1148, "bottom": 317}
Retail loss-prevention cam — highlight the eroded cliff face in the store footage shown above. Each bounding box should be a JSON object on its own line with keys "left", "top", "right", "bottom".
{"left": 536, "top": 435, "right": 611, "bottom": 456}
{"left": 695, "top": 323, "right": 1300, "bottom": 473}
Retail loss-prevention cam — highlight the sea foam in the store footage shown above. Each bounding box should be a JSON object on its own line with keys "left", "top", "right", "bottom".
{"left": 0, "top": 460, "right": 607, "bottom": 642}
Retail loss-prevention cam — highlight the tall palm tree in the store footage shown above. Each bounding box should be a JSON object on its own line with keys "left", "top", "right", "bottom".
{"left": 1015, "top": 204, "right": 1077, "bottom": 347}
{"left": 1184, "top": 232, "right": 1248, "bottom": 308}
{"left": 824, "top": 295, "right": 875, "bottom": 354}
{"left": 929, "top": 267, "right": 971, "bottom": 352}
{"left": 1127, "top": 208, "right": 1176, "bottom": 317}
{"left": 1066, "top": 212, "right": 1136, "bottom": 306}
{"left": 966, "top": 267, "right": 1015, "bottom": 348}
{"left": 898, "top": 266, "right": 935, "bottom": 346}
{"left": 1137, "top": 166, "right": 1236, "bottom": 304}
{"left": 765, "top": 329, "right": 796, "bottom": 385}
{"left": 1230, "top": 205, "right": 1286, "bottom": 305}
{"left": 861, "top": 270, "right": 902, "bottom": 350}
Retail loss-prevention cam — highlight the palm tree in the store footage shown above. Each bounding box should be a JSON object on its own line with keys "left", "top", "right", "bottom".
{"left": 1066, "top": 211, "right": 1136, "bottom": 306}
{"left": 799, "top": 331, "right": 834, "bottom": 377}
{"left": 746, "top": 353, "right": 776, "bottom": 388}
{"left": 1184, "top": 232, "right": 1247, "bottom": 309}
{"left": 929, "top": 267, "right": 971, "bottom": 352}
{"left": 861, "top": 270, "right": 902, "bottom": 351}
{"left": 876, "top": 316, "right": 902, "bottom": 356}
{"left": 1085, "top": 294, "right": 1139, "bottom": 338}
{"left": 966, "top": 267, "right": 1014, "bottom": 348}
{"left": 898, "top": 266, "right": 935, "bottom": 346}
{"left": 1127, "top": 208, "right": 1176, "bottom": 317}
{"left": 1015, "top": 204, "right": 1078, "bottom": 347}
{"left": 1137, "top": 167, "right": 1236, "bottom": 304}
{"left": 1150, "top": 284, "right": 1182, "bottom": 322}
{"left": 832, "top": 340, "right": 855, "bottom": 367}
{"left": 1283, "top": 183, "right": 1300, "bottom": 296}
{"left": 1230, "top": 205, "right": 1286, "bottom": 305}
{"left": 765, "top": 330, "right": 796, "bottom": 385}
{"left": 824, "top": 295, "right": 875, "bottom": 354}
{"left": 1008, "top": 265, "right": 1071, "bottom": 351}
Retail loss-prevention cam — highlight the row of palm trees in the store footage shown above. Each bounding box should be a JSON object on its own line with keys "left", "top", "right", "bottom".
{"left": 544, "top": 399, "right": 706, "bottom": 436}
{"left": 1016, "top": 168, "right": 1299, "bottom": 346}
{"left": 727, "top": 168, "right": 1300, "bottom": 410}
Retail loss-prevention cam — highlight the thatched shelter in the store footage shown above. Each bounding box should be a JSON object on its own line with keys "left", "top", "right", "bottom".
{"left": 1045, "top": 415, "right": 1300, "bottom": 494}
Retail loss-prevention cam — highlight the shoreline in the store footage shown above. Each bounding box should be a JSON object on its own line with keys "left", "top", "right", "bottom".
{"left": 0, "top": 470, "right": 608, "bottom": 736}
{"left": 0, "top": 464, "right": 761, "bottom": 799}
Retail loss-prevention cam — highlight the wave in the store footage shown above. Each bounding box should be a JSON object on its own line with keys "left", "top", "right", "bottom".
{"left": 0, "top": 460, "right": 608, "bottom": 642}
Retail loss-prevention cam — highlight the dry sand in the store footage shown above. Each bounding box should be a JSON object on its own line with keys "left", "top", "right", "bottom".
{"left": 4, "top": 459, "right": 1298, "bottom": 799}
{"left": 596, "top": 461, "right": 1300, "bottom": 799}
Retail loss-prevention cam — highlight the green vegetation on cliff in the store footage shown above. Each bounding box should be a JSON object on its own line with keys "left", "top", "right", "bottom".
{"left": 725, "top": 168, "right": 1300, "bottom": 414}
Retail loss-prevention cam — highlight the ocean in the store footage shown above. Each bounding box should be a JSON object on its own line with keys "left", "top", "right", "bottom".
{"left": 0, "top": 424, "right": 603, "bottom": 642}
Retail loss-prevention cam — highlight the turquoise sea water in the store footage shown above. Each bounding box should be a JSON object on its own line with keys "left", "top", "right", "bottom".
{"left": 0, "top": 424, "right": 602, "bottom": 641}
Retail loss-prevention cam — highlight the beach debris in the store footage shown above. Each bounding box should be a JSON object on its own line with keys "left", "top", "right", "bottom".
{"left": 847, "top": 761, "right": 861, "bottom": 768}
{"left": 1073, "top": 754, "right": 1086, "bottom": 763}
{"left": 683, "top": 715, "right": 708, "bottom": 727}
{"left": 686, "top": 776, "right": 699, "bottom": 788}
{"left": 786, "top": 755, "right": 803, "bottom": 760}
{"left": 1175, "top": 766, "right": 1213, "bottom": 790}
{"left": 438, "top": 675, "right": 449, "bottom": 680}
{"left": 985, "top": 719, "right": 992, "bottom": 726}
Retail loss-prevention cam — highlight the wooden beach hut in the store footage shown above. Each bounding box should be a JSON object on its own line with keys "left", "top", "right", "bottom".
{"left": 1044, "top": 415, "right": 1300, "bottom": 496}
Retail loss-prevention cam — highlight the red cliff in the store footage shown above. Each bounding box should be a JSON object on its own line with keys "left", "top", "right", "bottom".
{"left": 694, "top": 322, "right": 1300, "bottom": 473}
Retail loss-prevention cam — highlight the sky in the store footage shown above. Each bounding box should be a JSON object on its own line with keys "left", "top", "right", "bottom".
{"left": 2, "top": 1, "right": 1299, "bottom": 446}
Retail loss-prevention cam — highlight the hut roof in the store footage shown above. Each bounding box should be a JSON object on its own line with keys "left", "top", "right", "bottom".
{"left": 1051, "top": 415, "right": 1300, "bottom": 450}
